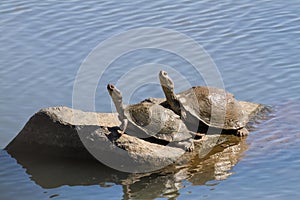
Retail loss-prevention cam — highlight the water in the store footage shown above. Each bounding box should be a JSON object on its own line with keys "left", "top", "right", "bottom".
{"left": 1, "top": 0, "right": 300, "bottom": 199}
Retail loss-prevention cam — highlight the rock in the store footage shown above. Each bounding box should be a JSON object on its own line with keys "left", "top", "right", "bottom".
{"left": 5, "top": 101, "right": 267, "bottom": 172}
{"left": 5, "top": 107, "right": 185, "bottom": 172}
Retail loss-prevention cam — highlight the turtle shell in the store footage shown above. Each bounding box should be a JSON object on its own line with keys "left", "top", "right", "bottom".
{"left": 177, "top": 86, "right": 248, "bottom": 130}
{"left": 123, "top": 101, "right": 192, "bottom": 142}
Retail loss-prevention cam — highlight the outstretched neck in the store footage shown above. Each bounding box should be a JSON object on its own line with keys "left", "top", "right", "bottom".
{"left": 112, "top": 97, "right": 125, "bottom": 119}
{"left": 162, "top": 86, "right": 181, "bottom": 115}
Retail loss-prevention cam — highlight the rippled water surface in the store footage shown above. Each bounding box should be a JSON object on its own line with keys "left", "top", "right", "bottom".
{"left": 1, "top": 0, "right": 300, "bottom": 199}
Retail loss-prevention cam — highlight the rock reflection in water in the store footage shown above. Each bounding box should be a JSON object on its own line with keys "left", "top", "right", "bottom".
{"left": 7, "top": 135, "right": 248, "bottom": 199}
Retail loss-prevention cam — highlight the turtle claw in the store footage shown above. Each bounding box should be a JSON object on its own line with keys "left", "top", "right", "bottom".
{"left": 236, "top": 128, "right": 249, "bottom": 137}
{"left": 173, "top": 140, "right": 194, "bottom": 152}
{"left": 182, "top": 140, "right": 194, "bottom": 152}
{"left": 185, "top": 142, "right": 194, "bottom": 152}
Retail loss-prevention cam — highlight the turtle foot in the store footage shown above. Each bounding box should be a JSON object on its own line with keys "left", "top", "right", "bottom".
{"left": 236, "top": 128, "right": 249, "bottom": 137}
{"left": 176, "top": 140, "right": 194, "bottom": 152}
{"left": 185, "top": 142, "right": 194, "bottom": 152}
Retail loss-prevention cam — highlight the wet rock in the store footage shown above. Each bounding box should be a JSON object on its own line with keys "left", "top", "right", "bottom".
{"left": 1, "top": 137, "right": 247, "bottom": 192}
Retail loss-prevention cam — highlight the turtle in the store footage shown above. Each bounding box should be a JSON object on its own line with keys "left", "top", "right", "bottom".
{"left": 107, "top": 84, "right": 204, "bottom": 151}
{"left": 158, "top": 70, "right": 249, "bottom": 136}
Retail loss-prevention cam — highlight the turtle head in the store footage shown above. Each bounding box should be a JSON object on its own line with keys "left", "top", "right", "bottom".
{"left": 107, "top": 84, "right": 124, "bottom": 115}
{"left": 159, "top": 70, "right": 181, "bottom": 115}
{"left": 107, "top": 84, "right": 122, "bottom": 99}
{"left": 159, "top": 70, "right": 174, "bottom": 91}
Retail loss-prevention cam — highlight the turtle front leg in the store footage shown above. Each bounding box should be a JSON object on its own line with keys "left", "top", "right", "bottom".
{"left": 236, "top": 127, "right": 249, "bottom": 137}
{"left": 176, "top": 139, "right": 194, "bottom": 152}
{"left": 117, "top": 119, "right": 128, "bottom": 135}
{"left": 186, "top": 140, "right": 194, "bottom": 152}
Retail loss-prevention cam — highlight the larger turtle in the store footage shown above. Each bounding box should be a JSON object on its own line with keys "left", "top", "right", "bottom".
{"left": 159, "top": 70, "right": 249, "bottom": 136}
{"left": 107, "top": 84, "right": 202, "bottom": 151}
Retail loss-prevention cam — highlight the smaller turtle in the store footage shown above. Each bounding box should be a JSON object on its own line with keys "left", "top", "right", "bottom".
{"left": 159, "top": 70, "right": 249, "bottom": 136}
{"left": 107, "top": 84, "right": 204, "bottom": 151}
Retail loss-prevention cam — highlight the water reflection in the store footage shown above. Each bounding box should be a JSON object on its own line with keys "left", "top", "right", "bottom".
{"left": 7, "top": 135, "right": 247, "bottom": 199}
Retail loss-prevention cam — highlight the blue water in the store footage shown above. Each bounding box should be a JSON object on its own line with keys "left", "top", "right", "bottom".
{"left": 1, "top": 0, "right": 300, "bottom": 199}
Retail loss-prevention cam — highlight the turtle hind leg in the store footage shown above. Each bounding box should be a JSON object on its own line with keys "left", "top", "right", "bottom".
{"left": 193, "top": 133, "right": 207, "bottom": 143}
{"left": 189, "top": 131, "right": 206, "bottom": 140}
{"left": 236, "top": 127, "right": 249, "bottom": 137}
